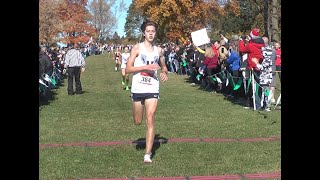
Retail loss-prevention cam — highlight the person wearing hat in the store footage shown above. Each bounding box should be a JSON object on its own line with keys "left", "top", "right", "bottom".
{"left": 239, "top": 28, "right": 264, "bottom": 71}
{"left": 239, "top": 28, "right": 264, "bottom": 110}
{"left": 64, "top": 43, "right": 86, "bottom": 95}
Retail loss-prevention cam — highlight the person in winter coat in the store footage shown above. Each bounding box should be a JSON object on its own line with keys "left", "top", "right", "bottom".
{"left": 239, "top": 28, "right": 264, "bottom": 110}
{"left": 39, "top": 46, "right": 53, "bottom": 77}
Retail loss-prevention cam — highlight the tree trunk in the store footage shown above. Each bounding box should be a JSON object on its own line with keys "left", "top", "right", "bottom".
{"left": 268, "top": 0, "right": 272, "bottom": 41}
{"left": 263, "top": 0, "right": 269, "bottom": 38}
{"left": 271, "top": 0, "right": 280, "bottom": 42}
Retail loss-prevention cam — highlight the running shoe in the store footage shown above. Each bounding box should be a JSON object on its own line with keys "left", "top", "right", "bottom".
{"left": 144, "top": 153, "right": 152, "bottom": 163}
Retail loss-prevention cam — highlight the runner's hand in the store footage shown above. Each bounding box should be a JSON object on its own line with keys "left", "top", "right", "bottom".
{"left": 160, "top": 72, "right": 168, "bottom": 82}
{"left": 146, "top": 64, "right": 160, "bottom": 71}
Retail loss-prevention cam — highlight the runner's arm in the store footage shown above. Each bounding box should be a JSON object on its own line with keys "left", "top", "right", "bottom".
{"left": 125, "top": 44, "right": 160, "bottom": 74}
{"left": 158, "top": 47, "right": 168, "bottom": 82}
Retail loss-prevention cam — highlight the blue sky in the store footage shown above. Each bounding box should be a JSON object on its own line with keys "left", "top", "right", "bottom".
{"left": 115, "top": 0, "right": 133, "bottom": 37}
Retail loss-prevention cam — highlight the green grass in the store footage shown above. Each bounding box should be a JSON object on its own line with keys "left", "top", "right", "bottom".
{"left": 39, "top": 52, "right": 281, "bottom": 179}
{"left": 40, "top": 142, "right": 280, "bottom": 179}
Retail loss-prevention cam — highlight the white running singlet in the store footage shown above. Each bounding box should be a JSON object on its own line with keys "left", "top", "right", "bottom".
{"left": 131, "top": 43, "right": 160, "bottom": 93}
{"left": 121, "top": 52, "right": 130, "bottom": 69}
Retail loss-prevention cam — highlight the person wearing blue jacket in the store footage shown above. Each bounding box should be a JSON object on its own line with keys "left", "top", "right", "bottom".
{"left": 226, "top": 40, "right": 241, "bottom": 98}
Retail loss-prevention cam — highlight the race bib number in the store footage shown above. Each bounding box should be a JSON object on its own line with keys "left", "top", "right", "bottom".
{"left": 141, "top": 76, "right": 152, "bottom": 83}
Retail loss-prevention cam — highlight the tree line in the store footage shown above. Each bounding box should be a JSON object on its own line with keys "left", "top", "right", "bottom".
{"left": 125, "top": 0, "right": 280, "bottom": 43}
{"left": 39, "top": 0, "right": 126, "bottom": 45}
{"left": 39, "top": 0, "right": 280, "bottom": 45}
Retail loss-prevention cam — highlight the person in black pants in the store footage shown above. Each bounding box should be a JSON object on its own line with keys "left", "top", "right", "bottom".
{"left": 64, "top": 43, "right": 86, "bottom": 95}
{"left": 39, "top": 46, "right": 53, "bottom": 77}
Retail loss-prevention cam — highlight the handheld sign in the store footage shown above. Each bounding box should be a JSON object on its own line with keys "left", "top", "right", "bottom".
{"left": 191, "top": 28, "right": 210, "bottom": 46}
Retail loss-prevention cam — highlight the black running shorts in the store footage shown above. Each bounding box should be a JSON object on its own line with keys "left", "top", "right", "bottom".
{"left": 131, "top": 93, "right": 159, "bottom": 102}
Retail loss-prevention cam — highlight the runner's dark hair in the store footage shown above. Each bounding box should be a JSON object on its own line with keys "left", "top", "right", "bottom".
{"left": 140, "top": 20, "right": 158, "bottom": 32}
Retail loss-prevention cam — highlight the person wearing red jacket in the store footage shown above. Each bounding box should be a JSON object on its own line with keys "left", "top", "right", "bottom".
{"left": 239, "top": 28, "right": 264, "bottom": 71}
{"left": 270, "top": 41, "right": 281, "bottom": 104}
{"left": 211, "top": 41, "right": 220, "bottom": 62}
{"left": 210, "top": 41, "right": 223, "bottom": 90}
{"left": 274, "top": 41, "right": 281, "bottom": 82}
{"left": 239, "top": 28, "right": 265, "bottom": 110}
{"left": 202, "top": 46, "right": 219, "bottom": 92}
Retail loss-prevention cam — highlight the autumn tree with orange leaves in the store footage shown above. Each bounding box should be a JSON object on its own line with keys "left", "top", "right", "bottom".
{"left": 39, "top": 0, "right": 97, "bottom": 45}
{"left": 125, "top": 0, "right": 223, "bottom": 43}
{"left": 221, "top": 0, "right": 280, "bottom": 42}
{"left": 39, "top": 0, "right": 64, "bottom": 44}
{"left": 125, "top": 0, "right": 280, "bottom": 43}
{"left": 57, "top": 0, "right": 97, "bottom": 45}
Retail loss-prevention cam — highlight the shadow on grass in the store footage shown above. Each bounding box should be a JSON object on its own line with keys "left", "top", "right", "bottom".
{"left": 132, "top": 134, "right": 168, "bottom": 159}
{"left": 39, "top": 80, "right": 66, "bottom": 107}
{"left": 39, "top": 90, "right": 58, "bottom": 107}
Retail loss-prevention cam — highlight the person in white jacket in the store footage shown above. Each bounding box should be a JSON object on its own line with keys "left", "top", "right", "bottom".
{"left": 64, "top": 43, "right": 85, "bottom": 95}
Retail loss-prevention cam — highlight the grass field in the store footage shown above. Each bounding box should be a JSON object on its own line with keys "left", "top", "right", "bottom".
{"left": 39, "top": 52, "right": 281, "bottom": 180}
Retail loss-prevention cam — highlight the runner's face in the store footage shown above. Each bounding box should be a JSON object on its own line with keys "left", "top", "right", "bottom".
{"left": 144, "top": 26, "right": 156, "bottom": 42}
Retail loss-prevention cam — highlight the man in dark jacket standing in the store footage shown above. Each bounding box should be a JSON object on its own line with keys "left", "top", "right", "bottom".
{"left": 64, "top": 43, "right": 86, "bottom": 95}
{"left": 39, "top": 46, "right": 53, "bottom": 77}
